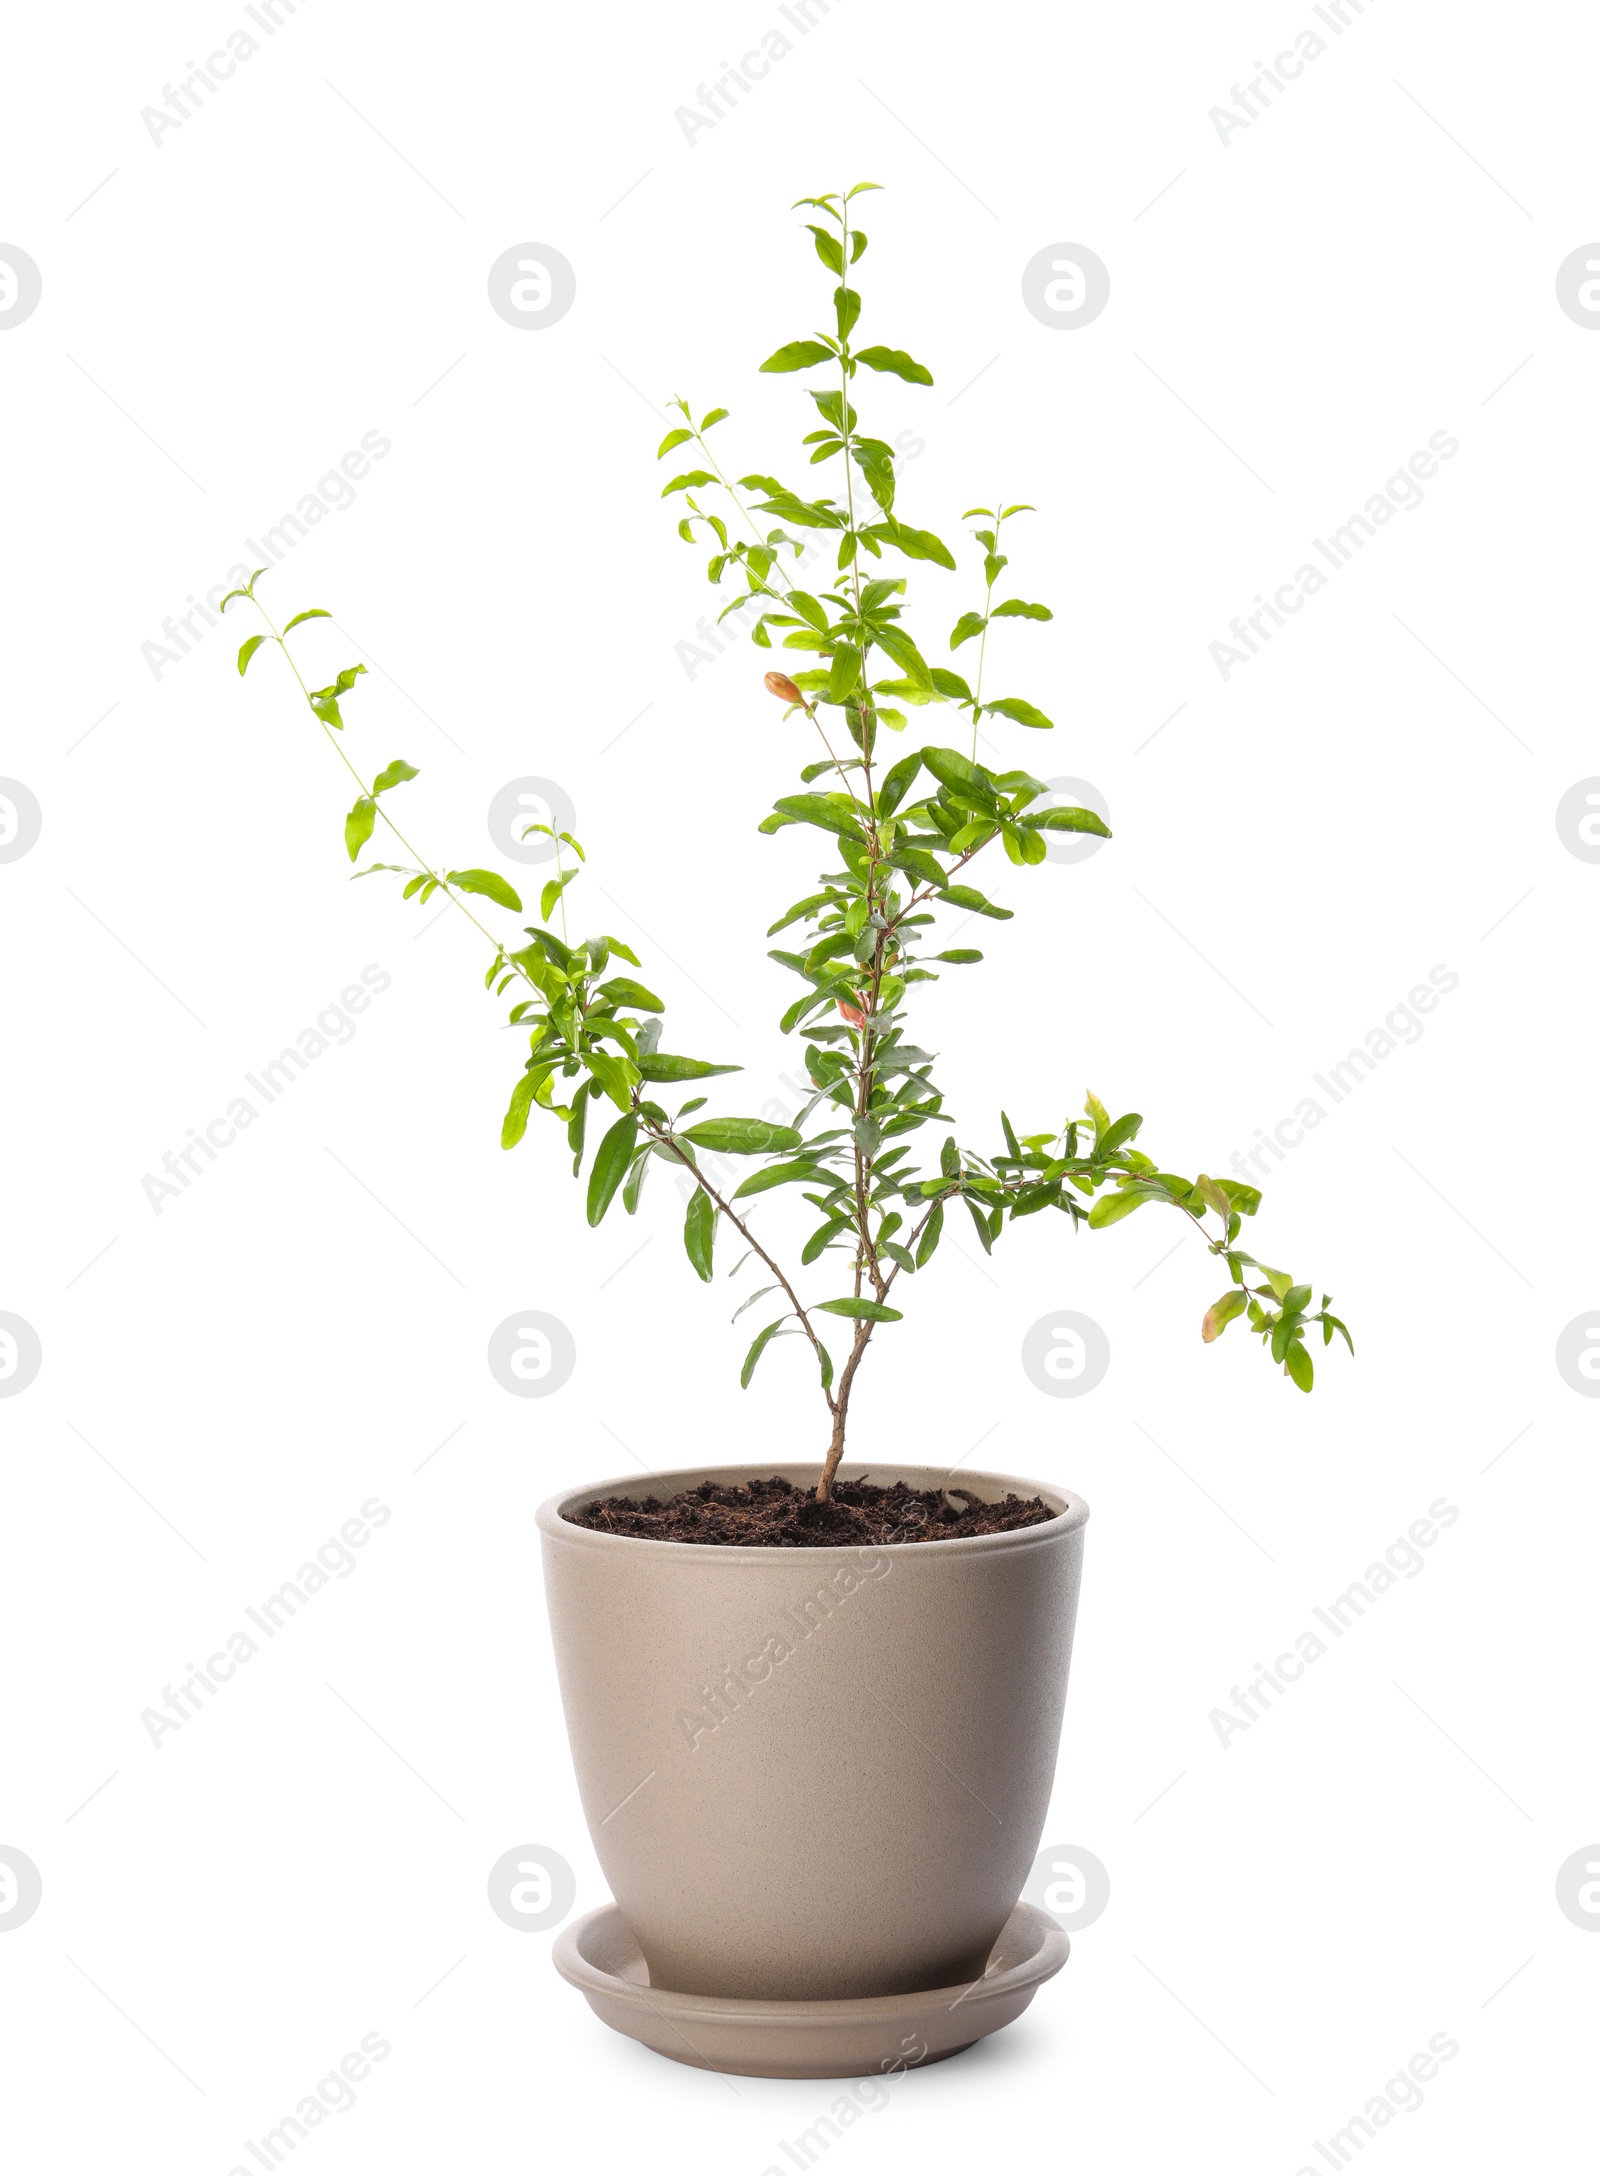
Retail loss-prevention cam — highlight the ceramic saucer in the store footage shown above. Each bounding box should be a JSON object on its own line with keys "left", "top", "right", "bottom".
{"left": 553, "top": 1900, "right": 1069, "bottom": 2079}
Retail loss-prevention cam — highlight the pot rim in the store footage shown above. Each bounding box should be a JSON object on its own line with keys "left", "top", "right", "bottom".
{"left": 536, "top": 1459, "right": 1089, "bottom": 1562}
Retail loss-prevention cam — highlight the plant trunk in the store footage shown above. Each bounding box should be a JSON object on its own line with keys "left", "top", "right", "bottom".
{"left": 815, "top": 1321, "right": 874, "bottom": 1501}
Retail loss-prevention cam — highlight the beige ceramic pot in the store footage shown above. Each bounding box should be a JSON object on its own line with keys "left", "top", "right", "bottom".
{"left": 537, "top": 1460, "right": 1088, "bottom": 2003}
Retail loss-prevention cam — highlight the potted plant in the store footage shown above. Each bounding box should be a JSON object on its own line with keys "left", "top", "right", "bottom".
{"left": 227, "top": 183, "right": 1349, "bottom": 2077}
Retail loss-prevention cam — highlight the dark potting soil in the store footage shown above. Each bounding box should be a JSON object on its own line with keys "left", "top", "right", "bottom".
{"left": 565, "top": 1474, "right": 1057, "bottom": 1549}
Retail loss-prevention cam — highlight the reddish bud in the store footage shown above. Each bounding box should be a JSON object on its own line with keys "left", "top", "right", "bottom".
{"left": 764, "top": 671, "right": 804, "bottom": 706}
{"left": 836, "top": 996, "right": 867, "bottom": 1030}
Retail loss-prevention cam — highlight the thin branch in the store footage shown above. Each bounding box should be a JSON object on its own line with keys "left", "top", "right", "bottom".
{"left": 649, "top": 1125, "right": 836, "bottom": 1408}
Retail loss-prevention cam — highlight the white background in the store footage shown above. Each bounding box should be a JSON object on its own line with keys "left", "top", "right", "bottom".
{"left": 2, "top": 1, "right": 1596, "bottom": 2169}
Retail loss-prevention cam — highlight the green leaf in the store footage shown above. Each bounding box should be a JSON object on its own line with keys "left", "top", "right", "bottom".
{"left": 786, "top": 588, "right": 831, "bottom": 632}
{"left": 761, "top": 493, "right": 849, "bottom": 533}
{"left": 657, "top": 427, "right": 694, "bottom": 458}
{"left": 740, "top": 1316, "right": 790, "bottom": 1386}
{"left": 447, "top": 868, "right": 523, "bottom": 912}
{"left": 1285, "top": 1340, "right": 1314, "bottom": 1392}
{"left": 873, "top": 675, "right": 937, "bottom": 709}
{"left": 1202, "top": 1289, "right": 1248, "bottom": 1342}
{"left": 634, "top": 1053, "right": 740, "bottom": 1082}
{"left": 853, "top": 440, "right": 897, "bottom": 514}
{"left": 768, "top": 890, "right": 833, "bottom": 935}
{"left": 802, "top": 1216, "right": 851, "bottom": 1264}
{"left": 567, "top": 1078, "right": 591, "bottom": 1165}
{"left": 780, "top": 989, "right": 830, "bottom": 1033}
{"left": 816, "top": 1297, "right": 904, "bottom": 1322}
{"left": 991, "top": 600, "right": 1053, "bottom": 621}
{"left": 953, "top": 819, "right": 1000, "bottom": 855}
{"left": 949, "top": 613, "right": 987, "bottom": 650}
{"left": 598, "top": 976, "right": 665, "bottom": 1012}
{"left": 877, "top": 751, "right": 923, "bottom": 816}
{"left": 732, "top": 1159, "right": 835, "bottom": 1199}
{"left": 586, "top": 1114, "right": 638, "bottom": 1227}
{"left": 237, "top": 635, "right": 267, "bottom": 675}
{"left": 700, "top": 407, "right": 729, "bottom": 431}
{"left": 834, "top": 285, "right": 861, "bottom": 341}
{"left": 870, "top": 623, "right": 933, "bottom": 688}
{"left": 985, "top": 697, "right": 1055, "bottom": 730}
{"left": 308, "top": 665, "right": 366, "bottom": 720}
{"left": 1022, "top": 806, "right": 1111, "bottom": 837}
{"left": 282, "top": 609, "right": 331, "bottom": 633}
{"left": 501, "top": 1071, "right": 539, "bottom": 1150}
{"left": 219, "top": 575, "right": 264, "bottom": 612}
{"left": 876, "top": 521, "right": 956, "bottom": 570}
{"left": 372, "top": 758, "right": 419, "bottom": 794}
{"left": 585, "top": 1051, "right": 638, "bottom": 1113}
{"left": 660, "top": 470, "right": 717, "bottom": 496}
{"left": 921, "top": 744, "right": 985, "bottom": 795}
{"left": 1195, "top": 1176, "right": 1234, "bottom": 1220}
{"left": 731, "top": 1282, "right": 781, "bottom": 1325}
{"left": 1087, "top": 1188, "right": 1147, "bottom": 1228}
{"left": 344, "top": 796, "right": 376, "bottom": 862}
{"left": 684, "top": 1187, "right": 716, "bottom": 1281}
{"left": 889, "top": 845, "right": 947, "bottom": 888}
{"left": 623, "top": 1145, "right": 650, "bottom": 1213}
{"left": 806, "top": 223, "right": 844, "bottom": 274}
{"left": 854, "top": 345, "right": 934, "bottom": 386}
{"left": 681, "top": 1118, "right": 802, "bottom": 1155}
{"left": 1099, "top": 1112, "right": 1143, "bottom": 1155}
{"left": 935, "top": 948, "right": 982, "bottom": 963}
{"left": 827, "top": 643, "right": 861, "bottom": 702}
{"left": 760, "top": 794, "right": 864, "bottom": 842}
{"left": 760, "top": 339, "right": 836, "bottom": 373}
{"left": 1085, "top": 1092, "right": 1111, "bottom": 1142}
{"left": 915, "top": 1201, "right": 944, "bottom": 1265}
{"left": 936, "top": 883, "right": 1012, "bottom": 921}
{"left": 540, "top": 869, "right": 577, "bottom": 922}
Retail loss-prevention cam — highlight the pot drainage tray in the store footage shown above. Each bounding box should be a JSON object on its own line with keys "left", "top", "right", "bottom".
{"left": 553, "top": 1900, "right": 1069, "bottom": 2079}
